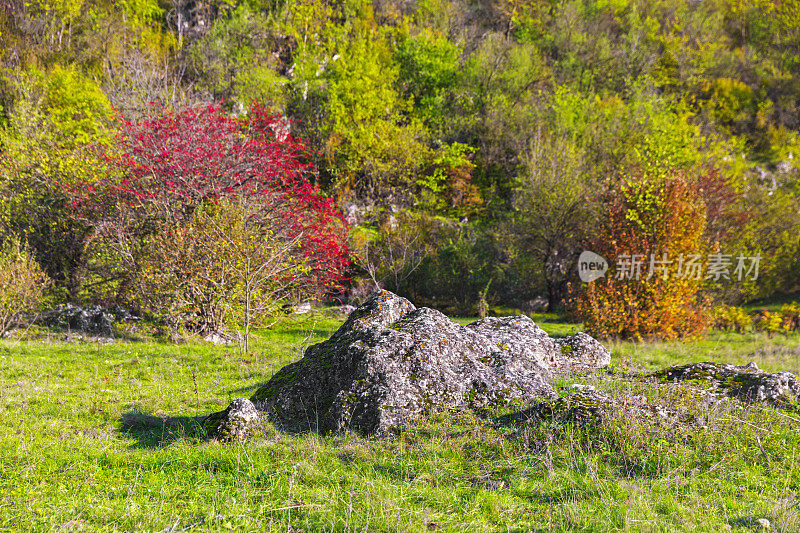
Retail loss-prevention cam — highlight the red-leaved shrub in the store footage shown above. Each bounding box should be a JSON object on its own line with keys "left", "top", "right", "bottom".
{"left": 73, "top": 103, "right": 348, "bottom": 318}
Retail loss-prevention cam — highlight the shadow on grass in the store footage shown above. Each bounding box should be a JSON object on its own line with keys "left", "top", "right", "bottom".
{"left": 119, "top": 409, "right": 207, "bottom": 449}
{"left": 493, "top": 407, "right": 540, "bottom": 428}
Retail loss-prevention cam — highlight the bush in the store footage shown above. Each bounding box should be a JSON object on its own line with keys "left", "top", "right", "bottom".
{"left": 0, "top": 73, "right": 110, "bottom": 299}
{"left": 778, "top": 303, "right": 800, "bottom": 332}
{"left": 136, "top": 201, "right": 310, "bottom": 345}
{"left": 73, "top": 103, "right": 349, "bottom": 315}
{"left": 753, "top": 310, "right": 789, "bottom": 336}
{"left": 709, "top": 305, "right": 752, "bottom": 333}
{"left": 399, "top": 223, "right": 502, "bottom": 316}
{"left": 0, "top": 238, "right": 48, "bottom": 336}
{"left": 350, "top": 211, "right": 432, "bottom": 296}
{"left": 568, "top": 169, "right": 709, "bottom": 339}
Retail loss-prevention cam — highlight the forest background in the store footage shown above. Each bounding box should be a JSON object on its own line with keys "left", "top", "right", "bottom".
{"left": 1, "top": 0, "right": 799, "bottom": 339}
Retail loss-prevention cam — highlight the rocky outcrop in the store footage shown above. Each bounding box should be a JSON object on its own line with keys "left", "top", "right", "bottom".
{"left": 244, "top": 291, "right": 611, "bottom": 436}
{"left": 496, "top": 387, "right": 693, "bottom": 432}
{"left": 554, "top": 333, "right": 613, "bottom": 372}
{"left": 653, "top": 361, "right": 800, "bottom": 406}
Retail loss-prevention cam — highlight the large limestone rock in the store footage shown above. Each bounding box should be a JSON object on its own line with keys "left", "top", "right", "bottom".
{"left": 654, "top": 361, "right": 800, "bottom": 406}
{"left": 244, "top": 291, "right": 610, "bottom": 436}
{"left": 466, "top": 315, "right": 560, "bottom": 372}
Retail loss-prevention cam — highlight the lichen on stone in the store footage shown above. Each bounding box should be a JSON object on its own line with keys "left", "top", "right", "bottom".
{"left": 653, "top": 361, "right": 800, "bottom": 407}
{"left": 245, "top": 291, "right": 612, "bottom": 437}
{"left": 203, "top": 398, "right": 262, "bottom": 442}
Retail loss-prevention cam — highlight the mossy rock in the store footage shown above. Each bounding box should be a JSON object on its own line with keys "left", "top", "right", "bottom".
{"left": 653, "top": 361, "right": 800, "bottom": 407}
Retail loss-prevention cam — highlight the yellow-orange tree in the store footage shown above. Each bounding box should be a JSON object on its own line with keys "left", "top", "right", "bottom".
{"left": 569, "top": 168, "right": 709, "bottom": 339}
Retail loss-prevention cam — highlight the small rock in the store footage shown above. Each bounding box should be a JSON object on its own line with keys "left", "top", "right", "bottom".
{"left": 293, "top": 302, "right": 312, "bottom": 314}
{"left": 338, "top": 304, "right": 357, "bottom": 316}
{"left": 525, "top": 296, "right": 549, "bottom": 313}
{"left": 526, "top": 390, "right": 613, "bottom": 425}
{"left": 204, "top": 332, "right": 233, "bottom": 345}
{"left": 757, "top": 518, "right": 771, "bottom": 529}
{"left": 498, "top": 388, "right": 687, "bottom": 429}
{"left": 204, "top": 398, "right": 261, "bottom": 441}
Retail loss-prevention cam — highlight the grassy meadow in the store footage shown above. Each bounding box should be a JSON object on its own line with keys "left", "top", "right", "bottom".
{"left": 0, "top": 313, "right": 798, "bottom": 532}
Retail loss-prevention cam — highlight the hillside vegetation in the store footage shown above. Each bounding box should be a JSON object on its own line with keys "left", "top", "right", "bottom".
{"left": 1, "top": 0, "right": 799, "bottom": 333}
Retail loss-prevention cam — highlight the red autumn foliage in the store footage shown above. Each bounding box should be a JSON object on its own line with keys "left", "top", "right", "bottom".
{"left": 74, "top": 102, "right": 349, "bottom": 295}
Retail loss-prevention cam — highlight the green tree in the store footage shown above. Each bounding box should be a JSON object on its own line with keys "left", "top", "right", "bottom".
{"left": 396, "top": 28, "right": 461, "bottom": 131}
{"left": 510, "top": 131, "right": 591, "bottom": 308}
{"left": 0, "top": 67, "right": 111, "bottom": 298}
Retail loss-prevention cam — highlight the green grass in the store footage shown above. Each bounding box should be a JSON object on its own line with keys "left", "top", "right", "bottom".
{"left": 0, "top": 315, "right": 798, "bottom": 531}
{"left": 743, "top": 291, "right": 800, "bottom": 313}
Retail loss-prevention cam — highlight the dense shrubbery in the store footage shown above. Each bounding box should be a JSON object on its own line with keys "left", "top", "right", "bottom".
{"left": 709, "top": 306, "right": 752, "bottom": 333}
{"left": 2, "top": 0, "right": 800, "bottom": 337}
{"left": 69, "top": 103, "right": 347, "bottom": 339}
{"left": 752, "top": 311, "right": 788, "bottom": 336}
{"left": 136, "top": 201, "right": 313, "bottom": 349}
{"left": 0, "top": 237, "right": 47, "bottom": 336}
{"left": 708, "top": 303, "right": 800, "bottom": 335}
{"left": 568, "top": 169, "right": 711, "bottom": 339}
{"left": 778, "top": 303, "right": 800, "bottom": 332}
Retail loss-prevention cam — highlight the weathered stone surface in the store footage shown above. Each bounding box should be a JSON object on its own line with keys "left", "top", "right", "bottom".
{"left": 498, "top": 387, "right": 687, "bottom": 430}
{"left": 204, "top": 398, "right": 261, "bottom": 441}
{"left": 653, "top": 361, "right": 800, "bottom": 406}
{"left": 42, "top": 304, "right": 139, "bottom": 335}
{"left": 527, "top": 390, "right": 614, "bottom": 425}
{"left": 466, "top": 315, "right": 559, "bottom": 374}
{"left": 293, "top": 302, "right": 312, "bottom": 315}
{"left": 249, "top": 291, "right": 612, "bottom": 436}
{"left": 554, "top": 333, "right": 612, "bottom": 372}
{"left": 203, "top": 329, "right": 242, "bottom": 345}
{"left": 204, "top": 332, "right": 233, "bottom": 345}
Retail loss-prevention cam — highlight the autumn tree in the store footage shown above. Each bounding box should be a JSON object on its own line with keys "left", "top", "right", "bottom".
{"left": 74, "top": 102, "right": 348, "bottom": 329}
{"left": 568, "top": 168, "right": 709, "bottom": 339}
